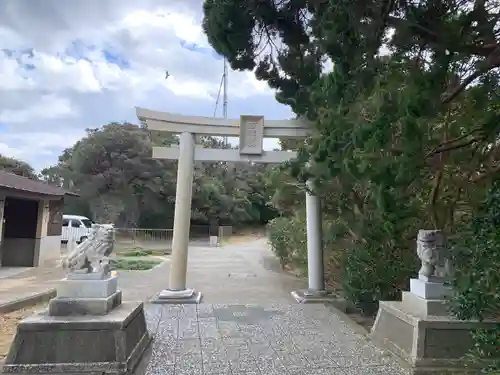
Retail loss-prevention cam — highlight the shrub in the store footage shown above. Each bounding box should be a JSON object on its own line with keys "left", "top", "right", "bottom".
{"left": 341, "top": 220, "right": 418, "bottom": 315}
{"left": 449, "top": 182, "right": 500, "bottom": 373}
{"left": 267, "top": 216, "right": 293, "bottom": 268}
{"left": 267, "top": 213, "right": 342, "bottom": 277}
{"left": 267, "top": 214, "right": 308, "bottom": 272}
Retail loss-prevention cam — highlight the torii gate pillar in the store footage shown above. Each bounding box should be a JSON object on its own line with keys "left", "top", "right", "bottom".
{"left": 152, "top": 131, "right": 202, "bottom": 303}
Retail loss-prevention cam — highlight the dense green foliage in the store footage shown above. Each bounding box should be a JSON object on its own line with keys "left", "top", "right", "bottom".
{"left": 1, "top": 123, "right": 278, "bottom": 229}
{"left": 449, "top": 182, "right": 500, "bottom": 371}
{"left": 267, "top": 214, "right": 308, "bottom": 271}
{"left": 204, "top": 0, "right": 500, "bottom": 369}
{"left": 0, "top": 154, "right": 39, "bottom": 180}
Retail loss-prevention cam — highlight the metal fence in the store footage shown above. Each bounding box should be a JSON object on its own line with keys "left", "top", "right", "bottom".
{"left": 114, "top": 225, "right": 214, "bottom": 249}
{"left": 114, "top": 228, "right": 174, "bottom": 250}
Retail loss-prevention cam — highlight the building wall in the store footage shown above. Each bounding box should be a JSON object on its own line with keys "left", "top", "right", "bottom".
{"left": 1, "top": 238, "right": 37, "bottom": 266}
{"left": 36, "top": 199, "right": 62, "bottom": 265}
{"left": 0, "top": 191, "right": 64, "bottom": 267}
{"left": 0, "top": 198, "right": 4, "bottom": 246}
{"left": 0, "top": 197, "right": 38, "bottom": 266}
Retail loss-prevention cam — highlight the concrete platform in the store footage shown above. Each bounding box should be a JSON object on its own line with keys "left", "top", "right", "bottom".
{"left": 150, "top": 289, "right": 202, "bottom": 304}
{"left": 370, "top": 300, "right": 500, "bottom": 375}
{"left": 291, "top": 289, "right": 347, "bottom": 311}
{"left": 0, "top": 267, "right": 32, "bottom": 279}
{"left": 0, "top": 265, "right": 64, "bottom": 313}
{"left": 3, "top": 301, "right": 151, "bottom": 375}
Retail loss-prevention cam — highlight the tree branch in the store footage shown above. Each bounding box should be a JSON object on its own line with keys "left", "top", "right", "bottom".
{"left": 442, "top": 51, "right": 500, "bottom": 104}
{"left": 386, "top": 16, "right": 499, "bottom": 58}
{"left": 426, "top": 128, "right": 483, "bottom": 156}
{"left": 470, "top": 164, "right": 500, "bottom": 182}
{"left": 426, "top": 137, "right": 483, "bottom": 158}
{"left": 430, "top": 169, "right": 443, "bottom": 229}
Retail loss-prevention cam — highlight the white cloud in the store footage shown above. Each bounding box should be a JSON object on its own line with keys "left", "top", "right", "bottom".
{"left": 0, "top": 0, "right": 291, "bottom": 171}
{"left": 0, "top": 95, "right": 76, "bottom": 123}
{"left": 0, "top": 130, "right": 85, "bottom": 168}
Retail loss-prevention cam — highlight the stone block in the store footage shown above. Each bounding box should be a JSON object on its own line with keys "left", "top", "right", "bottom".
{"left": 67, "top": 270, "right": 111, "bottom": 280}
{"left": 370, "top": 300, "right": 500, "bottom": 374}
{"left": 49, "top": 290, "right": 122, "bottom": 316}
{"left": 402, "top": 291, "right": 449, "bottom": 317}
{"left": 150, "top": 288, "right": 202, "bottom": 304}
{"left": 57, "top": 275, "right": 118, "bottom": 298}
{"left": 3, "top": 301, "right": 151, "bottom": 375}
{"left": 209, "top": 236, "right": 219, "bottom": 247}
{"left": 410, "top": 278, "right": 451, "bottom": 300}
{"left": 291, "top": 290, "right": 347, "bottom": 311}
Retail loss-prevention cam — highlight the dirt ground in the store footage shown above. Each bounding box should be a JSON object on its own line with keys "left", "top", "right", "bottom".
{"left": 0, "top": 302, "right": 48, "bottom": 362}
{"left": 225, "top": 228, "right": 266, "bottom": 244}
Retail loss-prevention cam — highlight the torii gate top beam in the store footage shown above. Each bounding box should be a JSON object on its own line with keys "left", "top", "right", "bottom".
{"left": 136, "top": 107, "right": 311, "bottom": 139}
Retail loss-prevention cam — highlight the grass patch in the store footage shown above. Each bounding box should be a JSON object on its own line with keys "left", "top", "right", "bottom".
{"left": 110, "top": 258, "right": 161, "bottom": 271}
{"left": 114, "top": 246, "right": 169, "bottom": 257}
{"left": 120, "top": 249, "right": 150, "bottom": 257}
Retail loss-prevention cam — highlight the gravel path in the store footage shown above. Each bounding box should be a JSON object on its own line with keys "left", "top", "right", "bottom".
{"left": 128, "top": 239, "right": 409, "bottom": 375}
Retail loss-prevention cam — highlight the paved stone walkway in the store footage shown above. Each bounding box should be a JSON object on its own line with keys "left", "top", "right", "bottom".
{"left": 134, "top": 239, "right": 409, "bottom": 375}
{"left": 0, "top": 263, "right": 63, "bottom": 310}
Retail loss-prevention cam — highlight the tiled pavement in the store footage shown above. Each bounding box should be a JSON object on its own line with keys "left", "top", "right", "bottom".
{"left": 132, "top": 239, "right": 409, "bottom": 374}
{"left": 138, "top": 303, "right": 409, "bottom": 375}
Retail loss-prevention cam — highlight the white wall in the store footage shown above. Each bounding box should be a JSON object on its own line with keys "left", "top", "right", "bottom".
{"left": 0, "top": 198, "right": 4, "bottom": 246}
{"left": 36, "top": 200, "right": 61, "bottom": 265}
{"left": 36, "top": 236, "right": 61, "bottom": 265}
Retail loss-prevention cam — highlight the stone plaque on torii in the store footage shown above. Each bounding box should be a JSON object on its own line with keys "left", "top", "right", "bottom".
{"left": 136, "top": 107, "right": 343, "bottom": 306}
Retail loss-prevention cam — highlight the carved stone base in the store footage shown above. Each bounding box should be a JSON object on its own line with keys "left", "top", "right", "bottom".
{"left": 402, "top": 291, "right": 449, "bottom": 317}
{"left": 3, "top": 302, "right": 151, "bottom": 375}
{"left": 57, "top": 274, "right": 118, "bottom": 298}
{"left": 49, "top": 290, "right": 122, "bottom": 316}
{"left": 49, "top": 273, "right": 121, "bottom": 316}
{"left": 291, "top": 290, "right": 347, "bottom": 311}
{"left": 370, "top": 300, "right": 500, "bottom": 375}
{"left": 150, "top": 288, "right": 202, "bottom": 304}
{"left": 410, "top": 278, "right": 451, "bottom": 300}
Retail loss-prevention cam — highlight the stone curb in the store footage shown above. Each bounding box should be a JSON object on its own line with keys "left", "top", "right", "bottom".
{"left": 326, "top": 302, "right": 371, "bottom": 336}
{"left": 0, "top": 288, "right": 57, "bottom": 314}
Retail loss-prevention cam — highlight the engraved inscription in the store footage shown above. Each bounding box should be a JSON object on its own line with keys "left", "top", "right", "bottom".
{"left": 240, "top": 115, "right": 264, "bottom": 155}
{"left": 245, "top": 121, "right": 258, "bottom": 148}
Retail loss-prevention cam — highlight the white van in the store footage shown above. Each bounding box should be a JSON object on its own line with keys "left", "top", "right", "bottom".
{"left": 61, "top": 215, "right": 94, "bottom": 244}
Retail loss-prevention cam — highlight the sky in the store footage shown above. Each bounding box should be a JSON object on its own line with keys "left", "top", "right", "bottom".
{"left": 0, "top": 0, "right": 294, "bottom": 171}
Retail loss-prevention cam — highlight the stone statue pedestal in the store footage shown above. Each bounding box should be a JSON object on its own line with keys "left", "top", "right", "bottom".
{"left": 49, "top": 271, "right": 122, "bottom": 316}
{"left": 3, "top": 270, "right": 151, "bottom": 375}
{"left": 370, "top": 230, "right": 499, "bottom": 374}
{"left": 370, "top": 296, "right": 499, "bottom": 374}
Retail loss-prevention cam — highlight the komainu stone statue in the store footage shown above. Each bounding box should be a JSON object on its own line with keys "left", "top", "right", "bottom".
{"left": 62, "top": 224, "right": 115, "bottom": 276}
{"left": 3, "top": 223, "right": 152, "bottom": 375}
{"left": 416, "top": 229, "right": 448, "bottom": 280}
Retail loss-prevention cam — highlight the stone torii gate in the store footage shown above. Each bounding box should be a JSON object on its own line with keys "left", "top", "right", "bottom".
{"left": 136, "top": 107, "right": 336, "bottom": 304}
